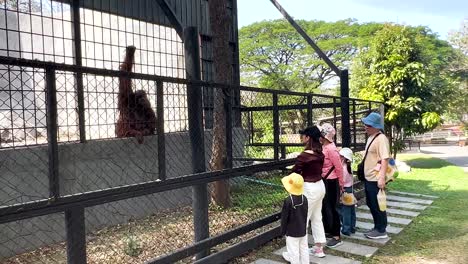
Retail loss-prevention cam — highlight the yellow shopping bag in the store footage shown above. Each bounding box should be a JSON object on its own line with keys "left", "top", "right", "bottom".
{"left": 377, "top": 189, "right": 387, "bottom": 211}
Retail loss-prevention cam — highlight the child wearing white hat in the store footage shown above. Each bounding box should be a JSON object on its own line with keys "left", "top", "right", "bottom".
{"left": 339, "top": 148, "right": 357, "bottom": 236}
{"left": 280, "top": 173, "right": 310, "bottom": 264}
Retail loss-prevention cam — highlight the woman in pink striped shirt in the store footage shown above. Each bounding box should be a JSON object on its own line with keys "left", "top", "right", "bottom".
{"left": 319, "top": 123, "right": 344, "bottom": 248}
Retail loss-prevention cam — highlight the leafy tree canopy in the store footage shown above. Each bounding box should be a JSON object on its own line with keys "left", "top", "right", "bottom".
{"left": 239, "top": 19, "right": 383, "bottom": 93}
{"left": 351, "top": 24, "right": 457, "bottom": 147}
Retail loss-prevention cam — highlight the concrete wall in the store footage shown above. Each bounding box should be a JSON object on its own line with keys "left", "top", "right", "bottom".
{"left": 0, "top": 128, "right": 248, "bottom": 258}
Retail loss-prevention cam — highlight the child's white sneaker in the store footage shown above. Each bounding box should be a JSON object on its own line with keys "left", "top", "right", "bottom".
{"left": 309, "top": 246, "right": 326, "bottom": 258}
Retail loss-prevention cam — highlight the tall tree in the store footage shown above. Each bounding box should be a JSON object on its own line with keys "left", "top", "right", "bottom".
{"left": 351, "top": 24, "right": 456, "bottom": 155}
{"left": 240, "top": 19, "right": 383, "bottom": 135}
{"left": 208, "top": 0, "right": 231, "bottom": 208}
{"left": 240, "top": 19, "right": 382, "bottom": 92}
{"left": 446, "top": 19, "right": 468, "bottom": 128}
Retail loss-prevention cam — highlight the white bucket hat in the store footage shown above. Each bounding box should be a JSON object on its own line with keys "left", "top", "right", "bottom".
{"left": 339, "top": 147, "right": 353, "bottom": 162}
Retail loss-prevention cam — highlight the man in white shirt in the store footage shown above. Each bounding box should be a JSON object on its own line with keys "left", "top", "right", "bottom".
{"left": 362, "top": 112, "right": 390, "bottom": 239}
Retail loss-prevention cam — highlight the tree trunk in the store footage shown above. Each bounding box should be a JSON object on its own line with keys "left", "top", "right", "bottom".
{"left": 208, "top": 0, "right": 232, "bottom": 208}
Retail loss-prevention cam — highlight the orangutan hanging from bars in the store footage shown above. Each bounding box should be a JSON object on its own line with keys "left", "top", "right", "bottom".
{"left": 116, "top": 46, "right": 156, "bottom": 144}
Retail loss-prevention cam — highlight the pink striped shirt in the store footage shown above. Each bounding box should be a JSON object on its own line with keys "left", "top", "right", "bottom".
{"left": 342, "top": 163, "right": 353, "bottom": 188}
{"left": 321, "top": 142, "right": 344, "bottom": 188}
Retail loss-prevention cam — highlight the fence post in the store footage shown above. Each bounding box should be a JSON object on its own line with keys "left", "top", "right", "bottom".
{"left": 156, "top": 80, "right": 166, "bottom": 181}
{"left": 273, "top": 93, "right": 280, "bottom": 160}
{"left": 307, "top": 95, "right": 313, "bottom": 126}
{"left": 352, "top": 100, "right": 357, "bottom": 149}
{"left": 340, "top": 69, "right": 351, "bottom": 147}
{"left": 333, "top": 97, "right": 337, "bottom": 142}
{"left": 45, "top": 67, "right": 59, "bottom": 200}
{"left": 226, "top": 87, "right": 233, "bottom": 169}
{"left": 65, "top": 207, "right": 87, "bottom": 264}
{"left": 71, "top": 0, "right": 86, "bottom": 142}
{"left": 184, "top": 26, "right": 209, "bottom": 259}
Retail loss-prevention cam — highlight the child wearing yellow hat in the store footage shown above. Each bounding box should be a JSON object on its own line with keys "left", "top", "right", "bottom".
{"left": 280, "top": 173, "right": 310, "bottom": 264}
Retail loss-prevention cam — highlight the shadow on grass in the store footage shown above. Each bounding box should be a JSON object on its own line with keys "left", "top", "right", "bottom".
{"left": 402, "top": 157, "right": 453, "bottom": 169}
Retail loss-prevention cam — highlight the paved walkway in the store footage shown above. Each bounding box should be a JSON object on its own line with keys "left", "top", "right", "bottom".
{"left": 417, "top": 145, "right": 468, "bottom": 173}
{"left": 250, "top": 191, "right": 438, "bottom": 264}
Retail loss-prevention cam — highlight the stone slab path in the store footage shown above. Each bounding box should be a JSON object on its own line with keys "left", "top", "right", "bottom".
{"left": 250, "top": 191, "right": 437, "bottom": 264}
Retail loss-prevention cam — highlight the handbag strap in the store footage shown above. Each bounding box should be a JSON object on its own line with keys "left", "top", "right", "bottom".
{"left": 363, "top": 133, "right": 381, "bottom": 164}
{"left": 323, "top": 166, "right": 335, "bottom": 179}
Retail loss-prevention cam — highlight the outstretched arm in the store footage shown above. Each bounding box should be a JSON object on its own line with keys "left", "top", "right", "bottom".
{"left": 118, "top": 46, "right": 136, "bottom": 110}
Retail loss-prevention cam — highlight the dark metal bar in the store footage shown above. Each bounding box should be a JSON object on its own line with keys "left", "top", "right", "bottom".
{"left": 193, "top": 226, "right": 282, "bottom": 264}
{"left": 280, "top": 145, "right": 286, "bottom": 159}
{"left": 232, "top": 157, "right": 277, "bottom": 162}
{"left": 240, "top": 104, "right": 307, "bottom": 112}
{"left": 333, "top": 97, "right": 337, "bottom": 142}
{"left": 353, "top": 100, "right": 357, "bottom": 149}
{"left": 248, "top": 143, "right": 303, "bottom": 147}
{"left": 307, "top": 95, "right": 313, "bottom": 126}
{"left": 146, "top": 213, "right": 281, "bottom": 264}
{"left": 0, "top": 159, "right": 295, "bottom": 224}
{"left": 65, "top": 207, "right": 87, "bottom": 264}
{"left": 184, "top": 26, "right": 209, "bottom": 259}
{"left": 268, "top": 0, "right": 341, "bottom": 75}
{"left": 155, "top": 0, "right": 184, "bottom": 39}
{"left": 156, "top": 80, "right": 166, "bottom": 181}
{"left": 273, "top": 93, "right": 280, "bottom": 160}
{"left": 340, "top": 69, "right": 351, "bottom": 147}
{"left": 226, "top": 87, "right": 233, "bottom": 169}
{"left": 46, "top": 67, "right": 59, "bottom": 200}
{"left": 71, "top": 0, "right": 86, "bottom": 142}
{"left": 249, "top": 111, "right": 254, "bottom": 144}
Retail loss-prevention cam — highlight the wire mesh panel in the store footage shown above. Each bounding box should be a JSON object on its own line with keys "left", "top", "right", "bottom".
{"left": 79, "top": 6, "right": 185, "bottom": 77}
{"left": 0, "top": 65, "right": 49, "bottom": 206}
{"left": 0, "top": 0, "right": 74, "bottom": 63}
{"left": 0, "top": 213, "right": 66, "bottom": 263}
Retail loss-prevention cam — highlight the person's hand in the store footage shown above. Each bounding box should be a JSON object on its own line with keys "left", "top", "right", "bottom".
{"left": 378, "top": 177, "right": 386, "bottom": 189}
{"left": 135, "top": 131, "right": 144, "bottom": 144}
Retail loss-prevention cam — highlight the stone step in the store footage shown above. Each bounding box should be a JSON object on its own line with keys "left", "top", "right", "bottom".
{"left": 356, "top": 212, "right": 412, "bottom": 225}
{"left": 386, "top": 195, "right": 433, "bottom": 205}
{"left": 325, "top": 240, "right": 379, "bottom": 258}
{"left": 389, "top": 191, "right": 438, "bottom": 199}
{"left": 358, "top": 205, "right": 420, "bottom": 217}
{"left": 274, "top": 247, "right": 361, "bottom": 264}
{"left": 356, "top": 221, "right": 403, "bottom": 234}
{"left": 344, "top": 231, "right": 391, "bottom": 245}
{"left": 251, "top": 258, "right": 285, "bottom": 264}
{"left": 386, "top": 201, "right": 427, "bottom": 210}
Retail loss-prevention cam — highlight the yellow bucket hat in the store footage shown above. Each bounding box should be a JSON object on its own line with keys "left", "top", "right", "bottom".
{"left": 281, "top": 173, "right": 304, "bottom": 196}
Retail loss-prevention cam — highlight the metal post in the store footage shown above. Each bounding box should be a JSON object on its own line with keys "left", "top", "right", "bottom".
{"left": 226, "top": 88, "right": 233, "bottom": 169}
{"left": 332, "top": 98, "right": 337, "bottom": 142}
{"left": 280, "top": 145, "right": 286, "bottom": 159}
{"left": 273, "top": 93, "right": 280, "bottom": 160}
{"left": 156, "top": 80, "right": 166, "bottom": 181}
{"left": 340, "top": 69, "right": 351, "bottom": 147}
{"left": 46, "top": 67, "right": 59, "bottom": 200}
{"left": 185, "top": 27, "right": 209, "bottom": 259}
{"left": 306, "top": 95, "right": 313, "bottom": 126}
{"left": 71, "top": 0, "right": 86, "bottom": 142}
{"left": 352, "top": 100, "right": 357, "bottom": 149}
{"left": 65, "top": 207, "right": 87, "bottom": 264}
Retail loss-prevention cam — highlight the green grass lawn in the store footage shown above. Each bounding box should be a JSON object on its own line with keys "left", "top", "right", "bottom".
{"left": 366, "top": 154, "right": 468, "bottom": 264}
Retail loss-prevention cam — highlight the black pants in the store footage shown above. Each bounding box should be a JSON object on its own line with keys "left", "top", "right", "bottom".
{"left": 365, "top": 180, "right": 388, "bottom": 233}
{"left": 322, "top": 178, "right": 341, "bottom": 237}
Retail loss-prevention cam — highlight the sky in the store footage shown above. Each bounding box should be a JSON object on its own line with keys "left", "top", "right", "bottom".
{"left": 237, "top": 0, "right": 467, "bottom": 39}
